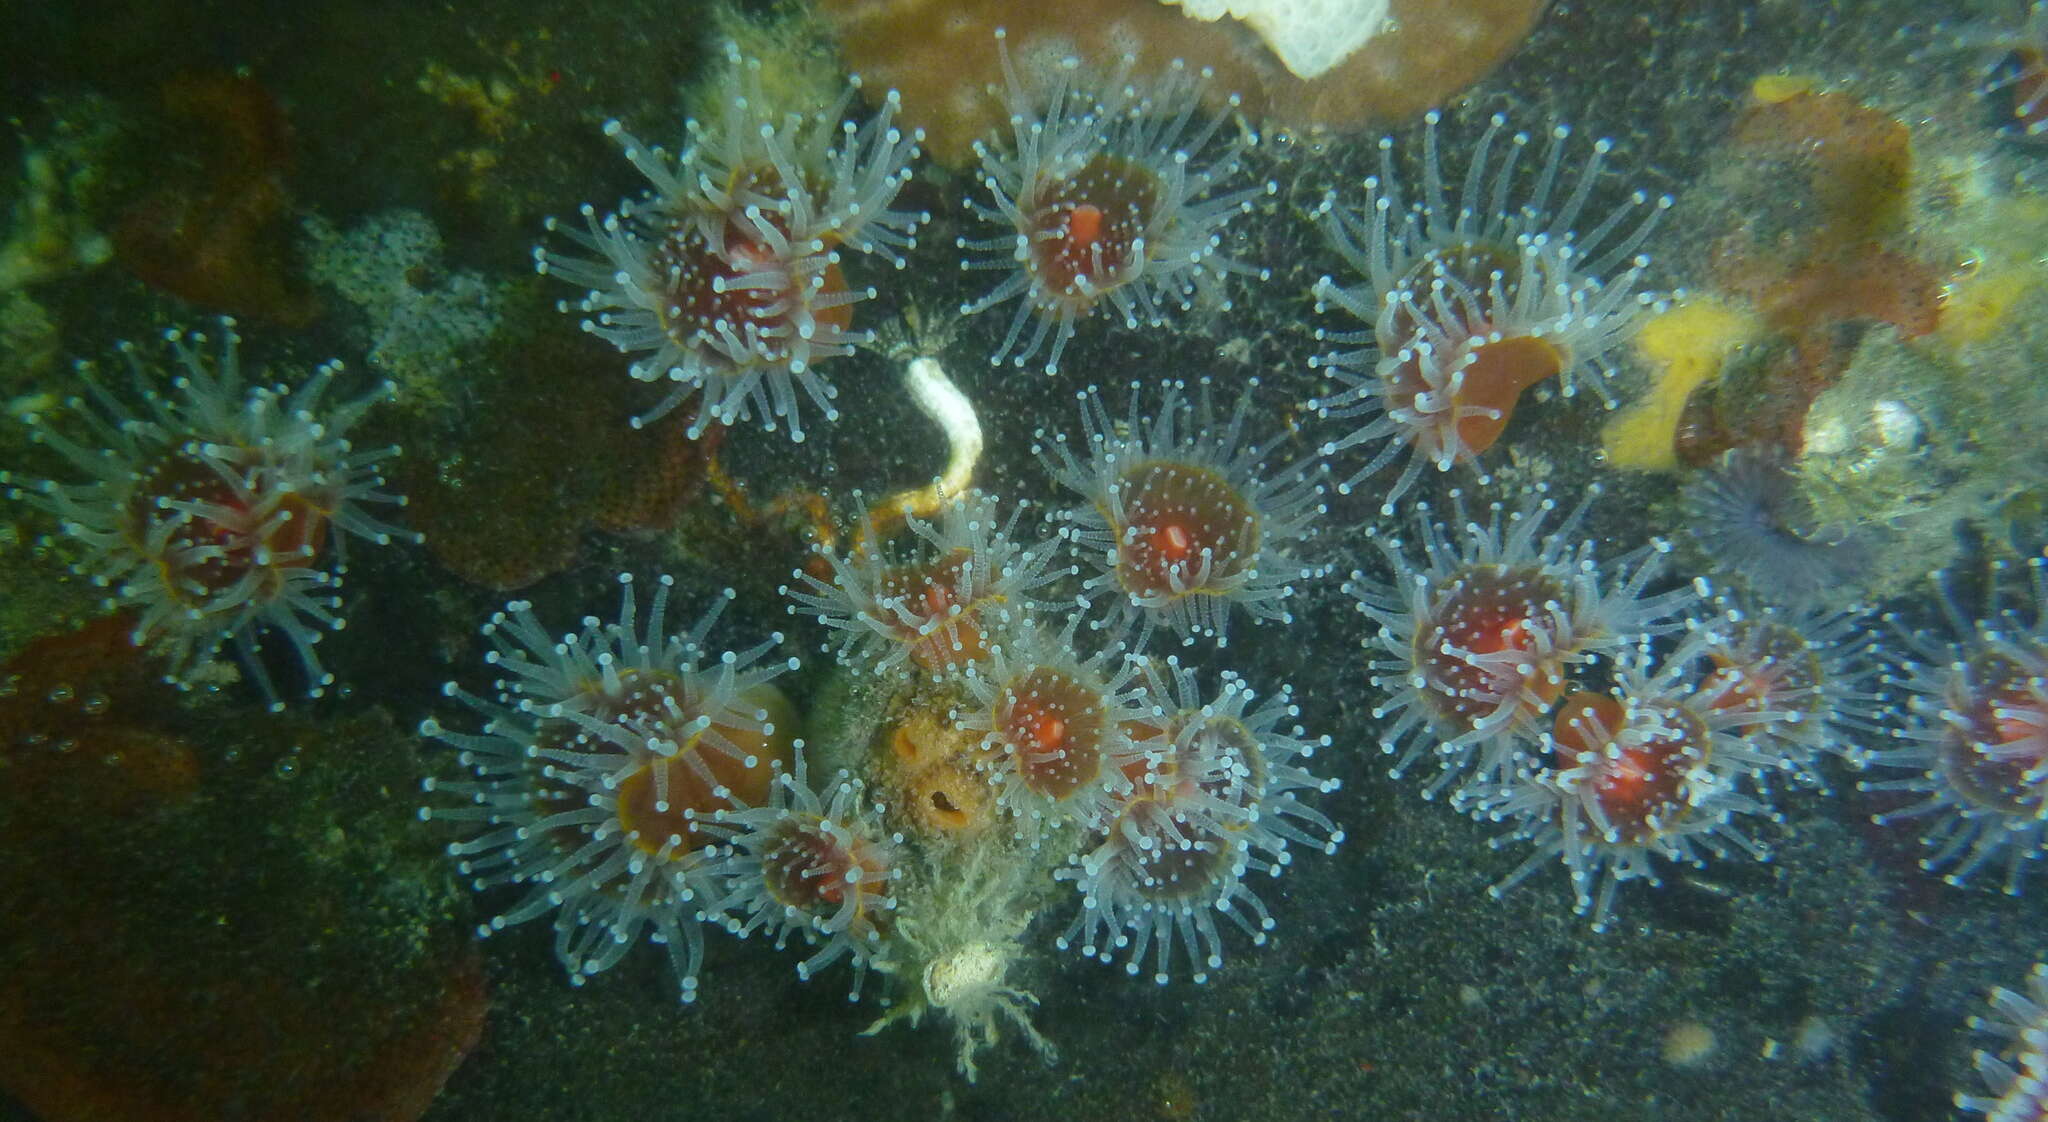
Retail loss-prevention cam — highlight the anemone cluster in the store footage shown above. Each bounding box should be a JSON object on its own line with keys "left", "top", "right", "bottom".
{"left": 412, "top": 427, "right": 1334, "bottom": 1060}
{"left": 9, "top": 17, "right": 2047, "bottom": 1101}
{"left": 1346, "top": 487, "right": 1887, "bottom": 930}
{"left": 785, "top": 376, "right": 1339, "bottom": 991}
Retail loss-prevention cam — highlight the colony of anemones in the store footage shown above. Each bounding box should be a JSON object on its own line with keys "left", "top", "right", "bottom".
{"left": 424, "top": 44, "right": 1991, "bottom": 1084}
{"left": 771, "top": 471, "right": 1347, "bottom": 1072}
{"left": 1342, "top": 482, "right": 1900, "bottom": 931}
{"left": 10, "top": 26, "right": 2031, "bottom": 1102}
{"left": 1344, "top": 486, "right": 1693, "bottom": 797}
{"left": 1467, "top": 629, "right": 1791, "bottom": 931}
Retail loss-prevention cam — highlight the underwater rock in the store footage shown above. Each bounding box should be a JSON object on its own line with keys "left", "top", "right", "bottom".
{"left": 402, "top": 310, "right": 718, "bottom": 591}
{"left": 0, "top": 616, "right": 484, "bottom": 1122}
{"left": 0, "top": 612, "right": 195, "bottom": 823}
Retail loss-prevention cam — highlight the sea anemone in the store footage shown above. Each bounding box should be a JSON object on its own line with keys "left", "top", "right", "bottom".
{"left": 952, "top": 619, "right": 1151, "bottom": 841}
{"left": 418, "top": 575, "right": 800, "bottom": 1002}
{"left": 1036, "top": 379, "right": 1325, "bottom": 649}
{"left": 1310, "top": 110, "right": 1669, "bottom": 512}
{"left": 535, "top": 44, "right": 925, "bottom": 439}
{"left": 957, "top": 33, "right": 1270, "bottom": 373}
{"left": 1, "top": 320, "right": 411, "bottom": 707}
{"left": 1680, "top": 446, "right": 1872, "bottom": 605}
{"left": 1863, "top": 559, "right": 2048, "bottom": 896}
{"left": 709, "top": 753, "right": 903, "bottom": 1000}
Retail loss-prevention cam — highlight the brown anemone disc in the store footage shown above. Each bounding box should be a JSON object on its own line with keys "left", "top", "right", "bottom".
{"left": 821, "top": 0, "right": 1548, "bottom": 165}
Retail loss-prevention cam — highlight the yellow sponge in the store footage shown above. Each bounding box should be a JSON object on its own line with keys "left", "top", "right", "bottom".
{"left": 1602, "top": 300, "right": 1757, "bottom": 471}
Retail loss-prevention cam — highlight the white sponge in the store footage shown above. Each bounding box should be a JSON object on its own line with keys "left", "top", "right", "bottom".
{"left": 1164, "top": 0, "right": 1394, "bottom": 80}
